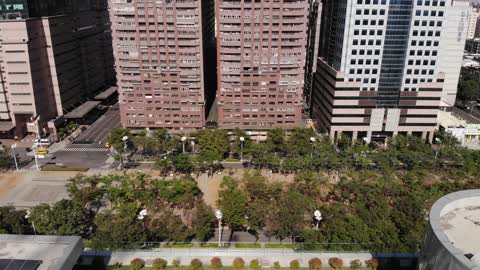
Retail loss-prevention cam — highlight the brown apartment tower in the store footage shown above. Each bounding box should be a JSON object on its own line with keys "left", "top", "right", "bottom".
{"left": 215, "top": 0, "right": 308, "bottom": 129}
{"left": 110, "top": 0, "right": 216, "bottom": 130}
{"left": 0, "top": 0, "right": 115, "bottom": 138}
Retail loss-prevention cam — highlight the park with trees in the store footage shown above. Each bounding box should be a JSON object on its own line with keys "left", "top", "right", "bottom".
{"left": 1, "top": 127, "right": 480, "bottom": 267}
{"left": 457, "top": 67, "right": 480, "bottom": 103}
{"left": 5, "top": 129, "right": 480, "bottom": 247}
{"left": 105, "top": 127, "right": 480, "bottom": 174}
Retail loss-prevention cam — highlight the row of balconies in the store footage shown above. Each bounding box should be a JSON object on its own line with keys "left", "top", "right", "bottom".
{"left": 220, "top": 1, "right": 304, "bottom": 8}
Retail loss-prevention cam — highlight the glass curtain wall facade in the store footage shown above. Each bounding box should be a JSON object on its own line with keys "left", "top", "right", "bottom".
{"left": 377, "top": 0, "right": 413, "bottom": 108}
{"left": 311, "top": 0, "right": 468, "bottom": 143}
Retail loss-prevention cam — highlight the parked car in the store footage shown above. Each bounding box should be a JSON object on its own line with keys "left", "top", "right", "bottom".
{"left": 33, "top": 138, "right": 51, "bottom": 148}
{"left": 35, "top": 148, "right": 48, "bottom": 155}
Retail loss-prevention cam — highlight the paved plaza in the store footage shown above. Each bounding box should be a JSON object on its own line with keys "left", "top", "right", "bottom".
{"left": 0, "top": 171, "right": 75, "bottom": 208}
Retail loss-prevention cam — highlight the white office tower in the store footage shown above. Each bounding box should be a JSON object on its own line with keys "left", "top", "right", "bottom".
{"left": 311, "top": 0, "right": 469, "bottom": 143}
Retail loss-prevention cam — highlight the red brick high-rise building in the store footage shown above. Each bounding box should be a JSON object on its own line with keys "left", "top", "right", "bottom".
{"left": 215, "top": 0, "right": 308, "bottom": 129}
{"left": 110, "top": 0, "right": 216, "bottom": 130}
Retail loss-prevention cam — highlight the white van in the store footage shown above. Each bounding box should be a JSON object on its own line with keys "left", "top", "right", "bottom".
{"left": 33, "top": 138, "right": 51, "bottom": 148}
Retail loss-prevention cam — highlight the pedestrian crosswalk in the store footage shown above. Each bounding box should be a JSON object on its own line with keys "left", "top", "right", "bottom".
{"left": 62, "top": 147, "right": 109, "bottom": 152}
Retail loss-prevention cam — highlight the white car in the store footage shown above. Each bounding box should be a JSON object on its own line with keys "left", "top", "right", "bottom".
{"left": 33, "top": 138, "right": 51, "bottom": 148}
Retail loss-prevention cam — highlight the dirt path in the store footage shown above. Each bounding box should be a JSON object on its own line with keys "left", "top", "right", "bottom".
{"left": 196, "top": 169, "right": 295, "bottom": 208}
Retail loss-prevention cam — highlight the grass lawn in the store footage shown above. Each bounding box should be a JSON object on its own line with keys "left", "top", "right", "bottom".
{"left": 234, "top": 243, "right": 262, "bottom": 248}
{"left": 264, "top": 243, "right": 297, "bottom": 249}
{"left": 163, "top": 243, "right": 194, "bottom": 248}
{"left": 200, "top": 243, "right": 222, "bottom": 248}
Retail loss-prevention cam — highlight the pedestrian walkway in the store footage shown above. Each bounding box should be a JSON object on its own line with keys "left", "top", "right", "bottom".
{"left": 62, "top": 147, "right": 109, "bottom": 152}
{"left": 82, "top": 248, "right": 379, "bottom": 268}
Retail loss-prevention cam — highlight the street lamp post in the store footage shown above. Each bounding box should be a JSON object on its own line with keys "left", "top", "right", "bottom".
{"left": 181, "top": 136, "right": 187, "bottom": 153}
{"left": 310, "top": 137, "right": 316, "bottom": 158}
{"left": 11, "top": 144, "right": 18, "bottom": 171}
{"left": 314, "top": 210, "right": 322, "bottom": 230}
{"left": 137, "top": 209, "right": 148, "bottom": 245}
{"left": 33, "top": 150, "right": 39, "bottom": 171}
{"left": 363, "top": 137, "right": 370, "bottom": 145}
{"left": 215, "top": 209, "right": 223, "bottom": 247}
{"left": 191, "top": 140, "right": 195, "bottom": 152}
{"left": 137, "top": 209, "right": 147, "bottom": 226}
{"left": 239, "top": 136, "right": 245, "bottom": 161}
{"left": 25, "top": 210, "right": 36, "bottom": 235}
{"left": 121, "top": 136, "right": 128, "bottom": 170}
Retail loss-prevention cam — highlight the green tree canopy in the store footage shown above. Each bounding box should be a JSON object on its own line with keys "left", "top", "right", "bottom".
{"left": 29, "top": 199, "right": 91, "bottom": 236}
{"left": 217, "top": 176, "right": 247, "bottom": 239}
{"left": 0, "top": 206, "right": 29, "bottom": 234}
{"left": 195, "top": 129, "right": 229, "bottom": 161}
{"left": 106, "top": 128, "right": 132, "bottom": 153}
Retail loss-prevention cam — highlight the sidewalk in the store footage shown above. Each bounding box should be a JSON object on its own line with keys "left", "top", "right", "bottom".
{"left": 83, "top": 248, "right": 376, "bottom": 267}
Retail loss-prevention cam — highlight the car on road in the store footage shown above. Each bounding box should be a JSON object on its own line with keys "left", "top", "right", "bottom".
{"left": 33, "top": 138, "right": 51, "bottom": 148}
{"left": 105, "top": 142, "right": 111, "bottom": 148}
{"left": 35, "top": 148, "right": 49, "bottom": 155}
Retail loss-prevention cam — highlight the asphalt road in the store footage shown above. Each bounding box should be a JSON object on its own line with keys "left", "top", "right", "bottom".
{"left": 45, "top": 104, "right": 120, "bottom": 169}
{"left": 52, "top": 149, "right": 111, "bottom": 169}
{"left": 74, "top": 103, "right": 120, "bottom": 145}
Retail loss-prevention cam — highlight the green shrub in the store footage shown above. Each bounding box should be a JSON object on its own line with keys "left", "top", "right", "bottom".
{"left": 329, "top": 257, "right": 343, "bottom": 270}
{"left": 152, "top": 258, "right": 167, "bottom": 270}
{"left": 130, "top": 258, "right": 144, "bottom": 270}
{"left": 350, "top": 259, "right": 362, "bottom": 269}
{"left": 308, "top": 258, "right": 322, "bottom": 270}
{"left": 233, "top": 258, "right": 245, "bottom": 270}
{"left": 191, "top": 259, "right": 203, "bottom": 270}
{"left": 250, "top": 259, "right": 261, "bottom": 270}
{"left": 273, "top": 262, "right": 281, "bottom": 269}
{"left": 290, "top": 260, "right": 300, "bottom": 270}
{"left": 173, "top": 259, "right": 180, "bottom": 267}
{"left": 211, "top": 257, "right": 222, "bottom": 269}
{"left": 83, "top": 240, "right": 93, "bottom": 248}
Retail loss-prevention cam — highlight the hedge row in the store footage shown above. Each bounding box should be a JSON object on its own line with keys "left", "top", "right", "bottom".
{"left": 124, "top": 257, "right": 380, "bottom": 270}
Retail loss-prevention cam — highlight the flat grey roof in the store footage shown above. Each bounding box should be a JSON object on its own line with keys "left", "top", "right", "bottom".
{"left": 0, "top": 121, "right": 14, "bottom": 131}
{"left": 0, "top": 234, "right": 82, "bottom": 270}
{"left": 430, "top": 189, "right": 480, "bottom": 269}
{"left": 64, "top": 101, "right": 100, "bottom": 119}
{"left": 441, "top": 206, "right": 480, "bottom": 264}
{"left": 94, "top": 86, "right": 118, "bottom": 100}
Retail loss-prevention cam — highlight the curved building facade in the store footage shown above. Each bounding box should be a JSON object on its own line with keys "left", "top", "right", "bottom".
{"left": 418, "top": 189, "right": 480, "bottom": 270}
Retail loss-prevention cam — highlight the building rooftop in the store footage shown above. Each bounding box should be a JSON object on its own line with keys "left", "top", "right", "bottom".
{"left": 0, "top": 235, "right": 82, "bottom": 270}
{"left": 430, "top": 189, "right": 480, "bottom": 269}
{"left": 437, "top": 110, "right": 467, "bottom": 128}
{"left": 462, "top": 59, "right": 480, "bottom": 68}
{"left": 95, "top": 86, "right": 118, "bottom": 100}
{"left": 64, "top": 101, "right": 100, "bottom": 119}
{"left": 441, "top": 206, "right": 480, "bottom": 266}
{"left": 0, "top": 121, "right": 15, "bottom": 131}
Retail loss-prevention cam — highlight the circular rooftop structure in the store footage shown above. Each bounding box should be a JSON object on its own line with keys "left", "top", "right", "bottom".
{"left": 419, "top": 189, "right": 480, "bottom": 270}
